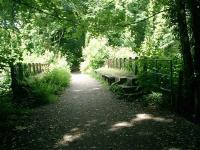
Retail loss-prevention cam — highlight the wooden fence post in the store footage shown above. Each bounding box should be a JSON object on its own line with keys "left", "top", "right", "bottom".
{"left": 17, "top": 63, "right": 24, "bottom": 81}
{"left": 135, "top": 59, "right": 138, "bottom": 75}
{"left": 23, "top": 63, "right": 29, "bottom": 77}
{"left": 123, "top": 58, "right": 126, "bottom": 69}
{"left": 41, "top": 64, "right": 43, "bottom": 72}
{"left": 119, "top": 58, "right": 122, "bottom": 69}
{"left": 129, "top": 57, "right": 132, "bottom": 71}
{"left": 10, "top": 63, "right": 18, "bottom": 99}
{"left": 32, "top": 63, "right": 36, "bottom": 74}
{"left": 28, "top": 63, "right": 32, "bottom": 74}
{"left": 115, "top": 58, "right": 117, "bottom": 68}
{"left": 113, "top": 58, "right": 115, "bottom": 68}
{"left": 36, "top": 63, "right": 39, "bottom": 73}
{"left": 116, "top": 58, "right": 118, "bottom": 69}
{"left": 111, "top": 58, "right": 114, "bottom": 68}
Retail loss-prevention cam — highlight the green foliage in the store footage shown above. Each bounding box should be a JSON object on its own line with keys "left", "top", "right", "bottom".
{"left": 0, "top": 96, "right": 14, "bottom": 117}
{"left": 141, "top": 92, "right": 163, "bottom": 107}
{"left": 0, "top": 0, "right": 195, "bottom": 115}
{"left": 81, "top": 35, "right": 137, "bottom": 72}
{"left": 0, "top": 96, "right": 31, "bottom": 121}
{"left": 0, "top": 28, "right": 22, "bottom": 70}
{"left": 0, "top": 71, "right": 11, "bottom": 95}
{"left": 0, "top": 0, "right": 87, "bottom": 72}
{"left": 110, "top": 83, "right": 124, "bottom": 96}
{"left": 81, "top": 36, "right": 109, "bottom": 72}
{"left": 26, "top": 68, "right": 71, "bottom": 105}
{"left": 136, "top": 59, "right": 177, "bottom": 95}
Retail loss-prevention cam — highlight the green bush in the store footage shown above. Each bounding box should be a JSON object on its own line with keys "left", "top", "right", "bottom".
{"left": 110, "top": 83, "right": 124, "bottom": 96}
{"left": 0, "top": 70, "right": 11, "bottom": 95}
{"left": 26, "top": 68, "right": 71, "bottom": 105}
{"left": 142, "top": 92, "right": 163, "bottom": 107}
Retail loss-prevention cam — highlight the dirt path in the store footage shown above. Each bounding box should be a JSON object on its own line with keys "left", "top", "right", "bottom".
{"left": 5, "top": 73, "right": 200, "bottom": 150}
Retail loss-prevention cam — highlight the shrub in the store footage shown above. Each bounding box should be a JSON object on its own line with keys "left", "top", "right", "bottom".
{"left": 142, "top": 92, "right": 163, "bottom": 107}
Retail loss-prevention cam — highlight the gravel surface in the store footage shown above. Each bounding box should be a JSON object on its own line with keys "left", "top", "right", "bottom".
{"left": 3, "top": 73, "right": 200, "bottom": 150}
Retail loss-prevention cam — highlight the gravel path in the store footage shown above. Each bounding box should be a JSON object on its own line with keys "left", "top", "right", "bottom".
{"left": 5, "top": 73, "right": 200, "bottom": 150}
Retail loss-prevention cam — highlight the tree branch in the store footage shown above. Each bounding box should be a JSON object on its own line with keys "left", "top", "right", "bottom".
{"left": 14, "top": 0, "right": 76, "bottom": 23}
{"left": 118, "top": 8, "right": 170, "bottom": 27}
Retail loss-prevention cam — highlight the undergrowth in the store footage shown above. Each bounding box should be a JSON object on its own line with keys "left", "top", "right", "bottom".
{"left": 138, "top": 92, "right": 167, "bottom": 108}
{"left": 110, "top": 83, "right": 124, "bottom": 96}
{"left": 24, "top": 68, "right": 71, "bottom": 105}
{"left": 0, "top": 95, "right": 32, "bottom": 126}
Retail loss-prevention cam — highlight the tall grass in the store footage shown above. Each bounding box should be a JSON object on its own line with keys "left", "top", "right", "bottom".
{"left": 26, "top": 67, "right": 71, "bottom": 105}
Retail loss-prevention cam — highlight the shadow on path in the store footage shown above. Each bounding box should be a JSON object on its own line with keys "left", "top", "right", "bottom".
{"left": 3, "top": 73, "right": 200, "bottom": 150}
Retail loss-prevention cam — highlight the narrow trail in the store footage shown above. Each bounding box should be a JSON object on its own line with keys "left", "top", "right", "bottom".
{"left": 7, "top": 73, "right": 200, "bottom": 149}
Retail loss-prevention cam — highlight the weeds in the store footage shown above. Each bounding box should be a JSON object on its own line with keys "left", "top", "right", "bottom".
{"left": 139, "top": 92, "right": 164, "bottom": 107}
{"left": 110, "top": 83, "right": 124, "bottom": 96}
{"left": 25, "top": 68, "right": 71, "bottom": 105}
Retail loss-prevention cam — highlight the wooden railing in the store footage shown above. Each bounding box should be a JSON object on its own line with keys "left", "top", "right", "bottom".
{"left": 11, "top": 63, "right": 49, "bottom": 80}
{"left": 106, "top": 57, "right": 139, "bottom": 75}
{"left": 10, "top": 63, "right": 49, "bottom": 98}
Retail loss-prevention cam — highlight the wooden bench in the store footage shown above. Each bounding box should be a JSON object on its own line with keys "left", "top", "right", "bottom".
{"left": 102, "top": 74, "right": 116, "bottom": 85}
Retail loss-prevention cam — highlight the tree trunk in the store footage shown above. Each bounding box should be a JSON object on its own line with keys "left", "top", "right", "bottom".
{"left": 175, "top": 0, "right": 195, "bottom": 115}
{"left": 188, "top": 0, "right": 200, "bottom": 74}
{"left": 187, "top": 0, "right": 200, "bottom": 118}
{"left": 10, "top": 63, "right": 18, "bottom": 100}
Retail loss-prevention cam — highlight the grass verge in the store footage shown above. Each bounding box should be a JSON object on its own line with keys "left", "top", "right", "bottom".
{"left": 23, "top": 67, "right": 71, "bottom": 106}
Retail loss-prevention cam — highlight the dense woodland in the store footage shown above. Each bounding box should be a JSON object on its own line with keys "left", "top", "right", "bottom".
{"left": 0, "top": 0, "right": 200, "bottom": 122}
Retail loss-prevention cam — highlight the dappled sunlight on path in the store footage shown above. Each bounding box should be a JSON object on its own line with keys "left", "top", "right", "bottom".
{"left": 7, "top": 73, "right": 200, "bottom": 150}
{"left": 108, "top": 113, "right": 173, "bottom": 132}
